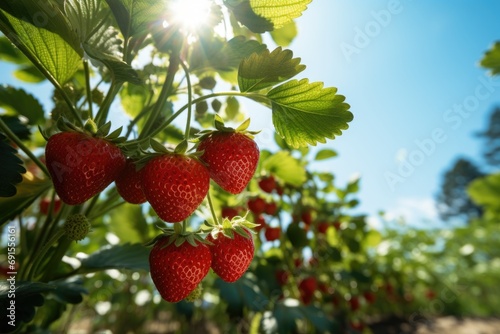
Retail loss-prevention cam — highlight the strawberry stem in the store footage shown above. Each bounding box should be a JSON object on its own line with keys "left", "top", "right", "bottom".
{"left": 83, "top": 60, "right": 94, "bottom": 120}
{"left": 180, "top": 59, "right": 193, "bottom": 140}
{"left": 26, "top": 228, "right": 65, "bottom": 281}
{"left": 95, "top": 81, "right": 122, "bottom": 127}
{"left": 206, "top": 191, "right": 219, "bottom": 226}
{"left": 182, "top": 220, "right": 188, "bottom": 234}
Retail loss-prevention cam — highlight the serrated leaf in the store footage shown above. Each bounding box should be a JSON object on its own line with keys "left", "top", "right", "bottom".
{"left": 269, "top": 79, "right": 353, "bottom": 148}
{"left": 262, "top": 151, "right": 306, "bottom": 187}
{"left": 0, "top": 281, "right": 53, "bottom": 332}
{"left": 0, "top": 173, "right": 51, "bottom": 224}
{"left": 270, "top": 20, "right": 297, "bottom": 47}
{"left": 225, "top": 0, "right": 273, "bottom": 33}
{"left": 238, "top": 47, "right": 305, "bottom": 92}
{"left": 314, "top": 149, "right": 337, "bottom": 161}
{"left": 105, "top": 0, "right": 166, "bottom": 40}
{"left": 0, "top": 135, "right": 25, "bottom": 198}
{"left": 481, "top": 41, "right": 500, "bottom": 75}
{"left": 190, "top": 36, "right": 267, "bottom": 75}
{"left": 65, "top": 0, "right": 109, "bottom": 43}
{"left": 0, "top": 0, "right": 82, "bottom": 85}
{"left": 1, "top": 116, "right": 31, "bottom": 141}
{"left": 0, "top": 86, "right": 45, "bottom": 125}
{"left": 0, "top": 36, "right": 28, "bottom": 64}
{"left": 250, "top": 0, "right": 311, "bottom": 30}
{"left": 80, "top": 243, "right": 150, "bottom": 272}
{"left": 84, "top": 40, "right": 142, "bottom": 85}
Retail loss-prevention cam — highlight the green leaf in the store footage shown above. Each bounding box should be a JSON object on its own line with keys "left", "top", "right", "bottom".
{"left": 0, "top": 135, "right": 25, "bottom": 198}
{"left": 0, "top": 173, "right": 51, "bottom": 224}
{"left": 0, "top": 36, "right": 28, "bottom": 64}
{"left": 1, "top": 116, "right": 31, "bottom": 141}
{"left": 0, "top": 0, "right": 83, "bottom": 85}
{"left": 80, "top": 243, "right": 150, "bottom": 273}
{"left": 215, "top": 276, "right": 269, "bottom": 312}
{"left": 108, "top": 203, "right": 149, "bottom": 243}
{"left": 480, "top": 41, "right": 500, "bottom": 75}
{"left": 65, "top": 0, "right": 109, "bottom": 43}
{"left": 270, "top": 20, "right": 297, "bottom": 47}
{"left": 50, "top": 279, "right": 88, "bottom": 304}
{"left": 105, "top": 0, "right": 166, "bottom": 40}
{"left": 238, "top": 47, "right": 305, "bottom": 92}
{"left": 468, "top": 172, "right": 500, "bottom": 212}
{"left": 314, "top": 149, "right": 337, "bottom": 161}
{"left": 269, "top": 79, "right": 353, "bottom": 148}
{"left": 0, "top": 86, "right": 45, "bottom": 125}
{"left": 250, "top": 0, "right": 311, "bottom": 30}
{"left": 119, "top": 81, "right": 150, "bottom": 118}
{"left": 225, "top": 0, "right": 273, "bottom": 34}
{"left": 83, "top": 41, "right": 142, "bottom": 85}
{"left": 13, "top": 65, "right": 46, "bottom": 83}
{"left": 262, "top": 151, "right": 306, "bottom": 187}
{"left": 0, "top": 281, "right": 53, "bottom": 333}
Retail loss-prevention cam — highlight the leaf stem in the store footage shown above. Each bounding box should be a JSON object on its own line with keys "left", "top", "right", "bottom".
{"left": 139, "top": 54, "right": 181, "bottom": 139}
{"left": 83, "top": 60, "right": 94, "bottom": 120}
{"left": 206, "top": 191, "right": 219, "bottom": 226}
{"left": 27, "top": 228, "right": 65, "bottom": 281}
{"left": 180, "top": 60, "right": 193, "bottom": 140}
{"left": 0, "top": 117, "right": 50, "bottom": 177}
{"left": 94, "top": 81, "right": 122, "bottom": 127}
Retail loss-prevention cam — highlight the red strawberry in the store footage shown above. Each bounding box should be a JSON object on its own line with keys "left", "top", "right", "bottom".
{"left": 264, "top": 201, "right": 278, "bottom": 215}
{"left": 275, "top": 269, "right": 289, "bottom": 286}
{"left": 115, "top": 159, "right": 147, "bottom": 204}
{"left": 198, "top": 131, "right": 259, "bottom": 194}
{"left": 142, "top": 154, "right": 209, "bottom": 222}
{"left": 45, "top": 131, "right": 126, "bottom": 205}
{"left": 363, "top": 291, "right": 376, "bottom": 304}
{"left": 349, "top": 296, "right": 360, "bottom": 311}
{"left": 258, "top": 175, "right": 276, "bottom": 193}
{"left": 299, "top": 277, "right": 317, "bottom": 305}
{"left": 221, "top": 207, "right": 239, "bottom": 220}
{"left": 207, "top": 229, "right": 254, "bottom": 282}
{"left": 317, "top": 221, "right": 330, "bottom": 234}
{"left": 264, "top": 226, "right": 281, "bottom": 241}
{"left": 149, "top": 237, "right": 212, "bottom": 303}
{"left": 247, "top": 197, "right": 266, "bottom": 215}
{"left": 301, "top": 209, "right": 313, "bottom": 226}
{"left": 253, "top": 214, "right": 266, "bottom": 231}
{"left": 39, "top": 197, "right": 62, "bottom": 215}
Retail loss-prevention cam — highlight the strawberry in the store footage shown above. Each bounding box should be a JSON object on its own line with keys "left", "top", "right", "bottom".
{"left": 141, "top": 154, "right": 209, "bottom": 222}
{"left": 317, "top": 221, "right": 330, "bottom": 234}
{"left": 264, "top": 226, "right": 281, "bottom": 241}
{"left": 298, "top": 277, "right": 317, "bottom": 305}
{"left": 363, "top": 290, "right": 376, "bottom": 304}
{"left": 45, "top": 131, "right": 126, "bottom": 205}
{"left": 247, "top": 197, "right": 266, "bottom": 215}
{"left": 264, "top": 201, "right": 278, "bottom": 215}
{"left": 221, "top": 206, "right": 239, "bottom": 220}
{"left": 197, "top": 131, "right": 259, "bottom": 194}
{"left": 275, "top": 269, "right": 289, "bottom": 286}
{"left": 149, "top": 237, "right": 211, "bottom": 303}
{"left": 349, "top": 296, "right": 360, "bottom": 311}
{"left": 115, "top": 159, "right": 147, "bottom": 204}
{"left": 39, "top": 197, "right": 62, "bottom": 215}
{"left": 207, "top": 228, "right": 254, "bottom": 282}
{"left": 258, "top": 175, "right": 276, "bottom": 193}
{"left": 301, "top": 209, "right": 313, "bottom": 226}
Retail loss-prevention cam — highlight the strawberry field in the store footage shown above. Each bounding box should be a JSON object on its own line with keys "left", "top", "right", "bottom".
{"left": 1, "top": 1, "right": 500, "bottom": 333}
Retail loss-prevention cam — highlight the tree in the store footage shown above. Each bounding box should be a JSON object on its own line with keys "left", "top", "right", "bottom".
{"left": 436, "top": 157, "right": 484, "bottom": 223}
{"left": 477, "top": 106, "right": 500, "bottom": 168}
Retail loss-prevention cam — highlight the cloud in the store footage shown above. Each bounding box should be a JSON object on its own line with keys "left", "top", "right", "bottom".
{"left": 384, "top": 197, "right": 439, "bottom": 225}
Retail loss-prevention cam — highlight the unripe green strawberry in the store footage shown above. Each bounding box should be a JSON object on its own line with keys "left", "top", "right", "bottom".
{"left": 64, "top": 214, "right": 91, "bottom": 241}
{"left": 149, "top": 237, "right": 211, "bottom": 303}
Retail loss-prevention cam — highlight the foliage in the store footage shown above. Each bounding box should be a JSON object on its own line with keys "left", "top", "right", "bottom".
{"left": 476, "top": 106, "right": 500, "bottom": 168}
{"left": 435, "top": 157, "right": 484, "bottom": 223}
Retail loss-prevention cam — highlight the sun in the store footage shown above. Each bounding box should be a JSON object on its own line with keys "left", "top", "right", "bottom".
{"left": 169, "top": 0, "right": 213, "bottom": 31}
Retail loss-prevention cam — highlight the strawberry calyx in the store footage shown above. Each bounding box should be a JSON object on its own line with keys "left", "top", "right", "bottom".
{"left": 145, "top": 223, "right": 211, "bottom": 249}
{"left": 133, "top": 138, "right": 204, "bottom": 170}
{"left": 193, "top": 114, "right": 260, "bottom": 143}
{"left": 205, "top": 213, "right": 260, "bottom": 240}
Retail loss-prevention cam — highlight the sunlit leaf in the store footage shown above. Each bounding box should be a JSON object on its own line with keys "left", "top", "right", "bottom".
{"left": 224, "top": 0, "right": 273, "bottom": 33}
{"left": 269, "top": 79, "right": 353, "bottom": 148}
{"left": 0, "top": 86, "right": 45, "bottom": 125}
{"left": 108, "top": 203, "right": 149, "bottom": 243}
{"left": 480, "top": 41, "right": 500, "bottom": 75}
{"left": 262, "top": 151, "right": 306, "bottom": 187}
{"left": 250, "top": 0, "right": 311, "bottom": 30}
{"left": 0, "top": 0, "right": 82, "bottom": 85}
{"left": 65, "top": 0, "right": 109, "bottom": 43}
{"left": 119, "top": 82, "right": 151, "bottom": 118}
{"left": 238, "top": 47, "right": 305, "bottom": 92}
{"left": 314, "top": 149, "right": 337, "bottom": 161}
{"left": 468, "top": 172, "right": 500, "bottom": 212}
{"left": 270, "top": 20, "right": 297, "bottom": 47}
{"left": 13, "top": 65, "right": 46, "bottom": 83}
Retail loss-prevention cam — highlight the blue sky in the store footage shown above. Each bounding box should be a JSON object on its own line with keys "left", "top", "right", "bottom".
{"left": 281, "top": 1, "right": 500, "bottom": 227}
{"left": 2, "top": 1, "right": 500, "bottom": 228}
